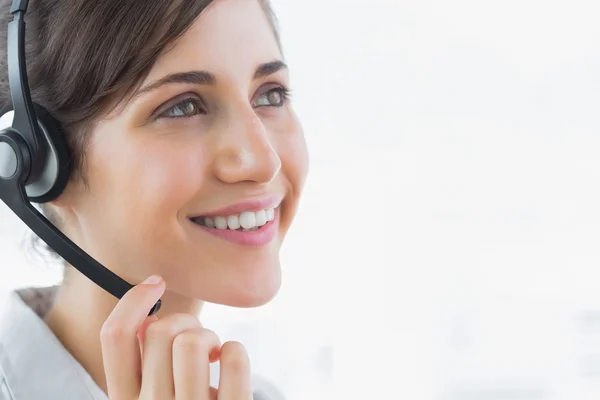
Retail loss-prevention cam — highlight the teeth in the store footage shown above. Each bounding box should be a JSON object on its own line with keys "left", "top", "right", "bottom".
{"left": 227, "top": 215, "right": 240, "bottom": 230}
{"left": 266, "top": 208, "right": 275, "bottom": 221}
{"left": 255, "top": 209, "right": 267, "bottom": 226}
{"left": 205, "top": 217, "right": 215, "bottom": 228}
{"left": 214, "top": 216, "right": 228, "bottom": 230}
{"left": 195, "top": 207, "right": 276, "bottom": 231}
{"left": 239, "top": 211, "right": 256, "bottom": 229}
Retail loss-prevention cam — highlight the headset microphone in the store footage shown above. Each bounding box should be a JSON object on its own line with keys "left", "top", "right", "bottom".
{"left": 0, "top": 0, "right": 161, "bottom": 316}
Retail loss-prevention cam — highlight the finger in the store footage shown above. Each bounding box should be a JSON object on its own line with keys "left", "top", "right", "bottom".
{"left": 139, "top": 313, "right": 204, "bottom": 399}
{"left": 137, "top": 314, "right": 159, "bottom": 356}
{"left": 218, "top": 341, "right": 253, "bottom": 400}
{"left": 172, "top": 327, "right": 221, "bottom": 400}
{"left": 100, "top": 275, "right": 165, "bottom": 400}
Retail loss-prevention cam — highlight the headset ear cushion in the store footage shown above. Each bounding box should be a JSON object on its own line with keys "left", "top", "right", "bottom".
{"left": 30, "top": 104, "right": 72, "bottom": 203}
{"left": 0, "top": 103, "right": 72, "bottom": 203}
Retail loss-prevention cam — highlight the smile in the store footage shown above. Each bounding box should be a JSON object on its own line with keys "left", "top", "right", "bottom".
{"left": 191, "top": 207, "right": 276, "bottom": 232}
{"left": 188, "top": 199, "right": 281, "bottom": 246}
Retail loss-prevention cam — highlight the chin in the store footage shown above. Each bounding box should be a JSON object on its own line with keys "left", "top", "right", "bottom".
{"left": 224, "top": 281, "right": 282, "bottom": 308}
{"left": 222, "top": 261, "right": 283, "bottom": 308}
{"left": 177, "top": 256, "right": 283, "bottom": 308}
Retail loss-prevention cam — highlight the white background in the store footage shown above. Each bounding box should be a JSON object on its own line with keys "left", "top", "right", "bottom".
{"left": 2, "top": 0, "right": 600, "bottom": 399}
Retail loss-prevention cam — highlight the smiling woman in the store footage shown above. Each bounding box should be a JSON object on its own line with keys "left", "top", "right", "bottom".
{"left": 0, "top": 0, "right": 308, "bottom": 399}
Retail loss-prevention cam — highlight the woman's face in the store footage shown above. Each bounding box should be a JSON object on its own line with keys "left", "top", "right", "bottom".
{"left": 64, "top": 0, "right": 308, "bottom": 307}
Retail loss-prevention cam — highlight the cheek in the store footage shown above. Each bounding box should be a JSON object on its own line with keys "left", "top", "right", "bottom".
{"left": 88, "top": 137, "right": 208, "bottom": 226}
{"left": 134, "top": 148, "right": 209, "bottom": 223}
{"left": 272, "top": 112, "right": 309, "bottom": 190}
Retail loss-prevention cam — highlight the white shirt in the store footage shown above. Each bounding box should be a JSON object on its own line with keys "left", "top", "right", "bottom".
{"left": 0, "top": 287, "right": 284, "bottom": 400}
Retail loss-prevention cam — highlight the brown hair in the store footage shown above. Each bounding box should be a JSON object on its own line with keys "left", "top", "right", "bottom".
{"left": 0, "top": 0, "right": 280, "bottom": 262}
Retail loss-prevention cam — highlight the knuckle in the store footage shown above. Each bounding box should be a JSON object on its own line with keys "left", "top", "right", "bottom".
{"left": 173, "top": 329, "right": 215, "bottom": 354}
{"left": 143, "top": 319, "right": 174, "bottom": 341}
{"left": 221, "top": 341, "right": 250, "bottom": 372}
{"left": 144, "top": 313, "right": 201, "bottom": 341}
{"left": 100, "top": 321, "right": 129, "bottom": 343}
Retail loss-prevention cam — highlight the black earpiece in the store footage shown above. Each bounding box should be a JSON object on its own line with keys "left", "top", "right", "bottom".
{"left": 0, "top": 103, "right": 70, "bottom": 202}
{"left": 0, "top": 0, "right": 161, "bottom": 316}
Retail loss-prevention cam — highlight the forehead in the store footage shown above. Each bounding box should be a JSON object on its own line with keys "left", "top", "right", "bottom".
{"left": 144, "top": 0, "right": 282, "bottom": 86}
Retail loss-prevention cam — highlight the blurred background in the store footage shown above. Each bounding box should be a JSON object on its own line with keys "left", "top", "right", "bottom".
{"left": 2, "top": 0, "right": 600, "bottom": 398}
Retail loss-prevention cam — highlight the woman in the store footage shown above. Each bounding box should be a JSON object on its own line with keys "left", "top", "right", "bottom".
{"left": 0, "top": 0, "right": 309, "bottom": 399}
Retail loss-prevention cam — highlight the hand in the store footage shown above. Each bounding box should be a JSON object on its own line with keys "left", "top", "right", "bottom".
{"left": 100, "top": 275, "right": 253, "bottom": 399}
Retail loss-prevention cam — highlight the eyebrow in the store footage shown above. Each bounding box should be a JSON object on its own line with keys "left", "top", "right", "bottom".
{"left": 254, "top": 60, "right": 287, "bottom": 79}
{"left": 136, "top": 60, "right": 288, "bottom": 97}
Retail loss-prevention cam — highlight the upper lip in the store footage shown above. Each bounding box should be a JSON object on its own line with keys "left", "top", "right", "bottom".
{"left": 190, "top": 195, "right": 283, "bottom": 218}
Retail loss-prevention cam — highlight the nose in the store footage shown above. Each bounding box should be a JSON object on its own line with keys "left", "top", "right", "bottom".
{"left": 212, "top": 108, "right": 281, "bottom": 185}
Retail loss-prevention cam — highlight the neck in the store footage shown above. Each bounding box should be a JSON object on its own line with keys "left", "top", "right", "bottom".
{"left": 44, "top": 267, "right": 204, "bottom": 394}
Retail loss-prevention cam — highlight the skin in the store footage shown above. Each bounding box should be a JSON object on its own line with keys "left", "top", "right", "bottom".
{"left": 43, "top": 0, "right": 309, "bottom": 397}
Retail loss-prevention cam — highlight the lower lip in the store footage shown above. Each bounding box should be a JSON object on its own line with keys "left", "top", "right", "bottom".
{"left": 191, "top": 210, "right": 279, "bottom": 246}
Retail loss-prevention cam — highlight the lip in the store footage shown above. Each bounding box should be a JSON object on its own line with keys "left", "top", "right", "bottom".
{"left": 192, "top": 195, "right": 283, "bottom": 218}
{"left": 191, "top": 207, "right": 280, "bottom": 246}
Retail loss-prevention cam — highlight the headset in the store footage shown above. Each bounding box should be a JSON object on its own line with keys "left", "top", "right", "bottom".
{"left": 0, "top": 0, "right": 161, "bottom": 316}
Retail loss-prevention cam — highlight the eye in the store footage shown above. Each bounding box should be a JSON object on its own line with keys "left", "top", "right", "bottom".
{"left": 158, "top": 97, "right": 206, "bottom": 119}
{"left": 253, "top": 87, "right": 290, "bottom": 108}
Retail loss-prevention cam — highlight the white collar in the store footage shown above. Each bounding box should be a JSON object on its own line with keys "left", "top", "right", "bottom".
{"left": 0, "top": 287, "right": 108, "bottom": 400}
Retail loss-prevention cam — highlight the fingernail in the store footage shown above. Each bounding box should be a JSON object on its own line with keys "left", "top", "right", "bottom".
{"left": 143, "top": 275, "right": 162, "bottom": 285}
